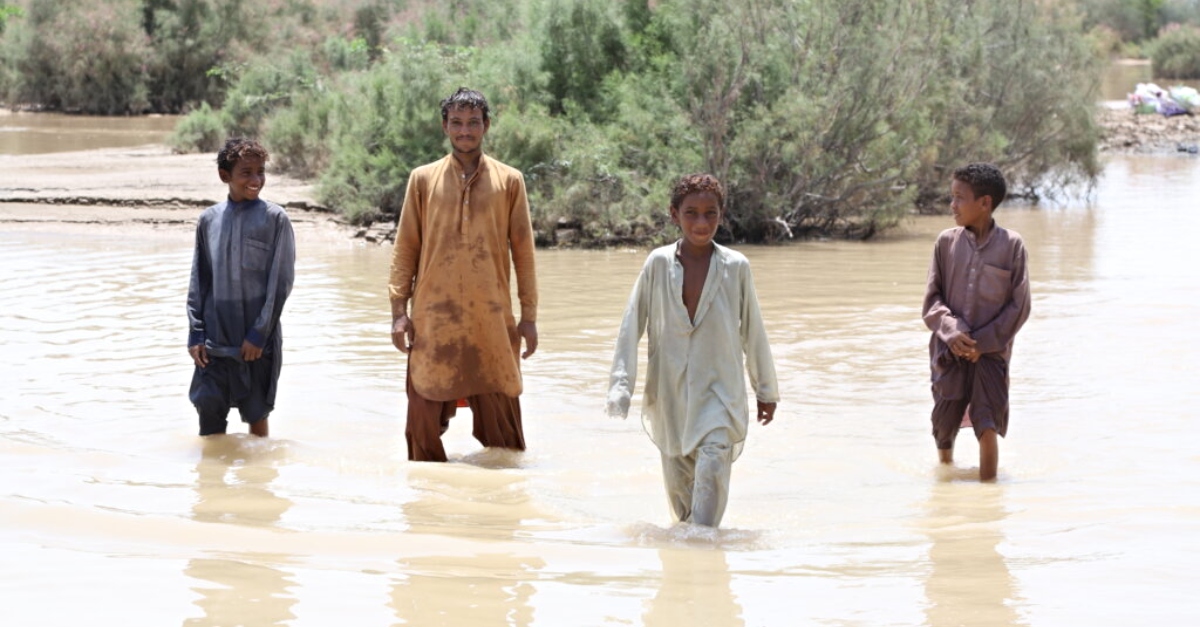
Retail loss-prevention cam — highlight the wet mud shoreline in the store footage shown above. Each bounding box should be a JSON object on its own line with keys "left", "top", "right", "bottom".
{"left": 2, "top": 108, "right": 1196, "bottom": 237}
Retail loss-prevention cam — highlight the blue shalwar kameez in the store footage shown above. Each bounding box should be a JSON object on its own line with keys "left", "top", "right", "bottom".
{"left": 186, "top": 198, "right": 295, "bottom": 435}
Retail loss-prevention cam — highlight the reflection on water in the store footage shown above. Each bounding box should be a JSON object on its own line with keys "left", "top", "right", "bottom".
{"left": 1, "top": 156, "right": 1199, "bottom": 625}
{"left": 644, "top": 548, "right": 743, "bottom": 627}
{"left": 923, "top": 483, "right": 1022, "bottom": 627}
{"left": 392, "top": 466, "right": 544, "bottom": 626}
{"left": 185, "top": 436, "right": 296, "bottom": 626}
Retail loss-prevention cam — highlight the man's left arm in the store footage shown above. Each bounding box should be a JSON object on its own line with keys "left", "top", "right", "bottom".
{"left": 509, "top": 174, "right": 538, "bottom": 358}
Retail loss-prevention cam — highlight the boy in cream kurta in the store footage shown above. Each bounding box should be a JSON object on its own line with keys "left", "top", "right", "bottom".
{"left": 607, "top": 174, "right": 779, "bottom": 528}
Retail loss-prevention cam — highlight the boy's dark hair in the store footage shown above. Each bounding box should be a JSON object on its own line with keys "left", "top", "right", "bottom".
{"left": 669, "top": 173, "right": 725, "bottom": 211}
{"left": 952, "top": 163, "right": 1007, "bottom": 210}
{"left": 217, "top": 138, "right": 269, "bottom": 172}
{"left": 440, "top": 87, "right": 490, "bottom": 122}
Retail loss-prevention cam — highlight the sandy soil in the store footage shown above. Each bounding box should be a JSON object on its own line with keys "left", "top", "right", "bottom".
{"left": 2, "top": 109, "right": 1196, "bottom": 236}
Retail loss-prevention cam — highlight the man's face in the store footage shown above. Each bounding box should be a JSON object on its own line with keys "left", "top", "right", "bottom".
{"left": 442, "top": 106, "right": 489, "bottom": 155}
{"left": 219, "top": 156, "right": 266, "bottom": 202}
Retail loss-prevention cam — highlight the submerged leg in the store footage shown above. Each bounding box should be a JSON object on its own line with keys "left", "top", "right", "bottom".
{"left": 468, "top": 392, "right": 525, "bottom": 451}
{"left": 978, "top": 429, "right": 998, "bottom": 482}
{"left": 660, "top": 453, "right": 696, "bottom": 523}
{"left": 405, "top": 373, "right": 456, "bottom": 462}
{"left": 691, "top": 437, "right": 732, "bottom": 527}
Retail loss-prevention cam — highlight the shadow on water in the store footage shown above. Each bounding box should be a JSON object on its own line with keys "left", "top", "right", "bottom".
{"left": 183, "top": 435, "right": 297, "bottom": 627}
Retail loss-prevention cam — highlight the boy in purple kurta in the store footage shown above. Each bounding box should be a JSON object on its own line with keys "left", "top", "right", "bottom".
{"left": 922, "top": 163, "right": 1030, "bottom": 481}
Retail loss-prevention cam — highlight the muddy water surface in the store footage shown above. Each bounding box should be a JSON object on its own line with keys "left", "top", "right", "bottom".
{"left": 1, "top": 154, "right": 1198, "bottom": 625}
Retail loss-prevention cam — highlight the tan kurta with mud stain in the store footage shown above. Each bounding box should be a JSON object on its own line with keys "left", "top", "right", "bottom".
{"left": 389, "top": 153, "right": 538, "bottom": 401}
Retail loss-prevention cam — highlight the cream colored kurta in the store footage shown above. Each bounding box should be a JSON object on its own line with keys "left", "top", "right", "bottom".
{"left": 607, "top": 242, "right": 779, "bottom": 459}
{"left": 389, "top": 154, "right": 538, "bottom": 401}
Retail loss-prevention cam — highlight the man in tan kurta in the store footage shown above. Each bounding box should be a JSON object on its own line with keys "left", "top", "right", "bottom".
{"left": 389, "top": 88, "right": 539, "bottom": 462}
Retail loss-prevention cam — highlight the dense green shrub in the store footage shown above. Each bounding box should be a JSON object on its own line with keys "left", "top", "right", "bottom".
{"left": 167, "top": 101, "right": 224, "bottom": 153}
{"left": 2, "top": 0, "right": 1108, "bottom": 244}
{"left": 1149, "top": 24, "right": 1200, "bottom": 78}
{"left": 4, "top": 0, "right": 150, "bottom": 114}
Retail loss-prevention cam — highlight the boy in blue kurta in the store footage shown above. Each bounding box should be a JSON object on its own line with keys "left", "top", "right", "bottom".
{"left": 186, "top": 138, "right": 295, "bottom": 437}
{"left": 607, "top": 174, "right": 779, "bottom": 528}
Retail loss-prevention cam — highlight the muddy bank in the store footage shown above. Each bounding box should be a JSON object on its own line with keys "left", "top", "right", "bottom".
{"left": 0, "top": 145, "right": 354, "bottom": 240}
{"left": 4, "top": 108, "right": 1198, "bottom": 241}
{"left": 1097, "top": 105, "right": 1200, "bottom": 154}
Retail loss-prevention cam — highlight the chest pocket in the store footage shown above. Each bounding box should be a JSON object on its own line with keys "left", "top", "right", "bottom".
{"left": 242, "top": 238, "right": 272, "bottom": 271}
{"left": 978, "top": 263, "right": 1012, "bottom": 303}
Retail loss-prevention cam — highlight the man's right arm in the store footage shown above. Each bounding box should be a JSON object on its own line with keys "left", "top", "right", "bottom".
{"left": 389, "top": 173, "right": 423, "bottom": 352}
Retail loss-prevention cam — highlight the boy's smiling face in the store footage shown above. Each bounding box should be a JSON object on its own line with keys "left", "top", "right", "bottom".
{"left": 950, "top": 178, "right": 992, "bottom": 232}
{"left": 220, "top": 155, "right": 266, "bottom": 202}
{"left": 671, "top": 191, "right": 722, "bottom": 251}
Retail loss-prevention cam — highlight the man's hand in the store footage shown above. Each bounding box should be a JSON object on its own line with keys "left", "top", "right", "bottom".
{"left": 240, "top": 339, "right": 263, "bottom": 362}
{"left": 949, "top": 332, "right": 976, "bottom": 359}
{"left": 757, "top": 400, "right": 777, "bottom": 425}
{"left": 518, "top": 320, "right": 538, "bottom": 359}
{"left": 392, "top": 315, "right": 414, "bottom": 353}
{"left": 188, "top": 344, "right": 209, "bottom": 368}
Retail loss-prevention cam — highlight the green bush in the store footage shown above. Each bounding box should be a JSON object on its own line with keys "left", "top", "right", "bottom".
{"left": 4, "top": 0, "right": 150, "bottom": 114}
{"left": 167, "top": 101, "right": 224, "bottom": 153}
{"left": 315, "top": 40, "right": 472, "bottom": 223}
{"left": 1149, "top": 24, "right": 1200, "bottom": 78}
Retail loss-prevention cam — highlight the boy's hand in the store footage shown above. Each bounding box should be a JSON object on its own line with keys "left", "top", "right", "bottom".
{"left": 606, "top": 393, "right": 630, "bottom": 419}
{"left": 964, "top": 347, "right": 982, "bottom": 363}
{"left": 240, "top": 340, "right": 263, "bottom": 362}
{"left": 757, "top": 401, "right": 777, "bottom": 425}
{"left": 392, "top": 315, "right": 414, "bottom": 353}
{"left": 188, "top": 344, "right": 209, "bottom": 368}
{"left": 949, "top": 332, "right": 976, "bottom": 358}
{"left": 518, "top": 320, "right": 538, "bottom": 359}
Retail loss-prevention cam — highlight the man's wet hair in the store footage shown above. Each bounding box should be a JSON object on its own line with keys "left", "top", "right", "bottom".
{"left": 670, "top": 173, "right": 725, "bottom": 211}
{"left": 952, "top": 163, "right": 1007, "bottom": 210}
{"left": 440, "top": 87, "right": 490, "bottom": 122}
{"left": 217, "top": 138, "right": 269, "bottom": 172}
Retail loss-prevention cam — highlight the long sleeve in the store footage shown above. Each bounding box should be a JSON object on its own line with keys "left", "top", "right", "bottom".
{"left": 186, "top": 219, "right": 209, "bottom": 347}
{"left": 970, "top": 240, "right": 1031, "bottom": 355}
{"left": 739, "top": 263, "right": 779, "bottom": 403}
{"left": 508, "top": 174, "right": 538, "bottom": 323}
{"left": 607, "top": 264, "right": 651, "bottom": 418}
{"left": 389, "top": 172, "right": 424, "bottom": 307}
{"left": 922, "top": 241, "right": 970, "bottom": 344}
{"left": 245, "top": 214, "right": 296, "bottom": 348}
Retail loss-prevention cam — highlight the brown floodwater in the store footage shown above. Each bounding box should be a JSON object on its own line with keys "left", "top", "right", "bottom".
{"left": 1100, "top": 59, "right": 1200, "bottom": 101}
{"left": 0, "top": 109, "right": 177, "bottom": 154}
{"left": 1, "top": 124, "right": 1198, "bottom": 624}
